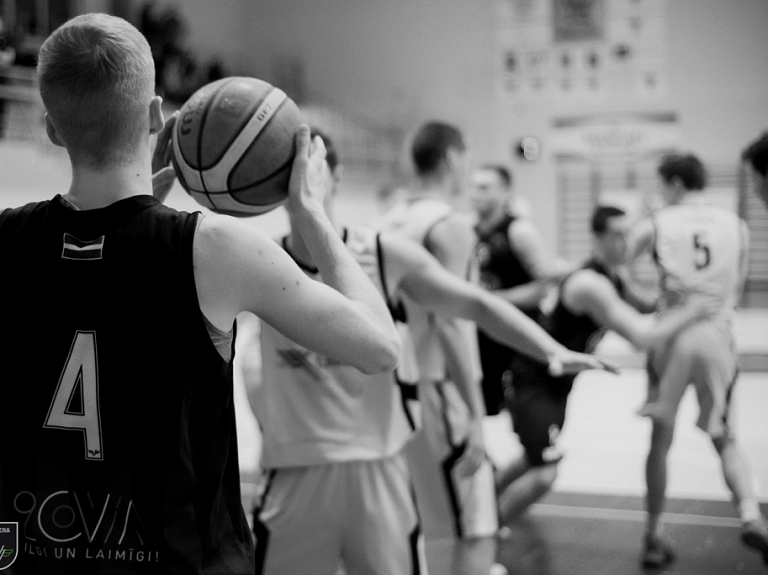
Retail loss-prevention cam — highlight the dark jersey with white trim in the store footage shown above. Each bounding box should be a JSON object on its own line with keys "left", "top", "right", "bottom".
{"left": 474, "top": 213, "right": 535, "bottom": 307}
{"left": 474, "top": 213, "right": 537, "bottom": 413}
{"left": 512, "top": 258, "right": 624, "bottom": 392}
{"left": 546, "top": 258, "right": 625, "bottom": 354}
{"left": 0, "top": 195, "right": 253, "bottom": 575}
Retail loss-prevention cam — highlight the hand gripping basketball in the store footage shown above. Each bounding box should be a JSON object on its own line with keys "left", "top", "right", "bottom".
{"left": 286, "top": 127, "right": 328, "bottom": 214}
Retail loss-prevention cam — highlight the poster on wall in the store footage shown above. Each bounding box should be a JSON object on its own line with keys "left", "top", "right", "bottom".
{"left": 553, "top": 0, "right": 605, "bottom": 42}
{"left": 496, "top": 0, "right": 668, "bottom": 103}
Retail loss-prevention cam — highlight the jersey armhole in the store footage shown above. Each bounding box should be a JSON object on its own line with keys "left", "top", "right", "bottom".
{"left": 376, "top": 233, "right": 407, "bottom": 322}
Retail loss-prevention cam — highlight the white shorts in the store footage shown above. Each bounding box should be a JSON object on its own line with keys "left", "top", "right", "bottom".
{"left": 254, "top": 453, "right": 427, "bottom": 575}
{"left": 647, "top": 316, "right": 738, "bottom": 437}
{"left": 406, "top": 380, "right": 498, "bottom": 540}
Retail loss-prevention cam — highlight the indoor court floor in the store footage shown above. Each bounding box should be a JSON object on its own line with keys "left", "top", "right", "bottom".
{"left": 455, "top": 314, "right": 768, "bottom": 575}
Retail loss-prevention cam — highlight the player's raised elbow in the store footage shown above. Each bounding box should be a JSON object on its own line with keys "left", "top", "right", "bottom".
{"left": 356, "top": 332, "right": 401, "bottom": 375}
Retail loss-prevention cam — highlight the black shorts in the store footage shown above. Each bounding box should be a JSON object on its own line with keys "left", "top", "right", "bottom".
{"left": 504, "top": 356, "right": 575, "bottom": 467}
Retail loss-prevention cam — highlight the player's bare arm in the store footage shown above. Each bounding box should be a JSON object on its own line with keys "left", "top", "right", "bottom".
{"left": 424, "top": 210, "right": 488, "bottom": 474}
{"left": 489, "top": 218, "right": 557, "bottom": 309}
{"left": 617, "top": 266, "right": 659, "bottom": 314}
{"left": 736, "top": 221, "right": 751, "bottom": 298}
{"left": 195, "top": 127, "right": 400, "bottom": 375}
{"left": 382, "top": 233, "right": 618, "bottom": 376}
{"left": 510, "top": 218, "right": 572, "bottom": 281}
{"left": 563, "top": 269, "right": 711, "bottom": 351}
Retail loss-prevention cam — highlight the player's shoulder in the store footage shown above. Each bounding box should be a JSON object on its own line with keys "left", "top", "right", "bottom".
{"left": 379, "top": 229, "right": 430, "bottom": 265}
{"left": 194, "top": 212, "right": 274, "bottom": 264}
{"left": 0, "top": 199, "right": 51, "bottom": 219}
{"left": 562, "top": 267, "right": 617, "bottom": 308}
{"left": 0, "top": 199, "right": 54, "bottom": 236}
{"left": 431, "top": 209, "right": 473, "bottom": 236}
{"left": 507, "top": 215, "right": 540, "bottom": 241}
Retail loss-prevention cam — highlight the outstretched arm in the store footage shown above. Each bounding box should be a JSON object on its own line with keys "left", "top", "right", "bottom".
{"left": 383, "top": 234, "right": 616, "bottom": 375}
{"left": 196, "top": 127, "right": 400, "bottom": 375}
{"left": 563, "top": 269, "right": 711, "bottom": 351}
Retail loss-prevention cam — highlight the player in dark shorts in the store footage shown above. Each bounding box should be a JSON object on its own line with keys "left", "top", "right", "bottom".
{"left": 470, "top": 164, "right": 569, "bottom": 415}
{"left": 495, "top": 205, "right": 713, "bottom": 528}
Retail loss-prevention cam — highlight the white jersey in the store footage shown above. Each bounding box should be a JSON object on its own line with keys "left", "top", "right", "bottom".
{"left": 377, "top": 196, "right": 456, "bottom": 381}
{"left": 255, "top": 227, "right": 420, "bottom": 468}
{"left": 653, "top": 195, "right": 746, "bottom": 313}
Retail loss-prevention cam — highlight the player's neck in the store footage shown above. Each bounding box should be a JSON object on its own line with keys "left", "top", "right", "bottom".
{"left": 66, "top": 159, "right": 153, "bottom": 210}
{"left": 591, "top": 251, "right": 619, "bottom": 278}
{"left": 412, "top": 175, "right": 452, "bottom": 200}
{"left": 476, "top": 204, "right": 507, "bottom": 233}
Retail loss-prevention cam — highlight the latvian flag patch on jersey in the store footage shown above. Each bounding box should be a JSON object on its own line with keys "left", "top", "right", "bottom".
{"left": 62, "top": 233, "right": 105, "bottom": 260}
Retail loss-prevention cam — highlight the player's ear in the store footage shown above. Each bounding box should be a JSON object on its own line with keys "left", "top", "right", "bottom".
{"left": 445, "top": 148, "right": 460, "bottom": 172}
{"left": 44, "top": 114, "right": 65, "bottom": 148}
{"left": 149, "top": 95, "right": 165, "bottom": 135}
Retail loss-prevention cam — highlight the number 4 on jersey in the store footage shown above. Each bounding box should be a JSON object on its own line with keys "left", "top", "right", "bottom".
{"left": 44, "top": 331, "right": 104, "bottom": 461}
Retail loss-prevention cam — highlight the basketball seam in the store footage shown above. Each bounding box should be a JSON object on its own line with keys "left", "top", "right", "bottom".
{"left": 225, "top": 97, "right": 291, "bottom": 194}
{"left": 199, "top": 84, "right": 274, "bottom": 172}
{"left": 198, "top": 77, "right": 239, "bottom": 203}
{"left": 205, "top": 157, "right": 293, "bottom": 195}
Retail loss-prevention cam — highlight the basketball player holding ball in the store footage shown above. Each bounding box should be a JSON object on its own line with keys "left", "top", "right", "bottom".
{"left": 0, "top": 13, "right": 400, "bottom": 575}
{"left": 376, "top": 121, "right": 500, "bottom": 574}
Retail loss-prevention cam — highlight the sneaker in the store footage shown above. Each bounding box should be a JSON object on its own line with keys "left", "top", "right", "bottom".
{"left": 641, "top": 532, "right": 675, "bottom": 569}
{"left": 741, "top": 517, "right": 768, "bottom": 566}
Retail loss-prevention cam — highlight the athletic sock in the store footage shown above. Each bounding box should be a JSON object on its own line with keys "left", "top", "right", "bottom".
{"left": 739, "top": 499, "right": 761, "bottom": 523}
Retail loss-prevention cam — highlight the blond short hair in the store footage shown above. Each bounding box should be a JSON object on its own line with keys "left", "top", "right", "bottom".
{"left": 37, "top": 13, "right": 155, "bottom": 167}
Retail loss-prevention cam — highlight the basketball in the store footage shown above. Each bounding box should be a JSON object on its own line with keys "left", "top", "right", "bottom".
{"left": 171, "top": 77, "right": 302, "bottom": 216}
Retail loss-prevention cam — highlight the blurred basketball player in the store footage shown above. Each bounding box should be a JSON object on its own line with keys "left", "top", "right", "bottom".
{"left": 628, "top": 153, "right": 768, "bottom": 568}
{"left": 742, "top": 132, "right": 768, "bottom": 210}
{"left": 246, "top": 128, "right": 614, "bottom": 575}
{"left": 470, "top": 164, "right": 571, "bottom": 415}
{"left": 376, "top": 121, "right": 501, "bottom": 574}
{"left": 0, "top": 14, "right": 400, "bottom": 575}
{"left": 495, "top": 205, "right": 713, "bottom": 532}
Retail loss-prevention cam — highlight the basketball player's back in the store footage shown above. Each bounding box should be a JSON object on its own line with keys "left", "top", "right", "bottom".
{"left": 653, "top": 198, "right": 747, "bottom": 313}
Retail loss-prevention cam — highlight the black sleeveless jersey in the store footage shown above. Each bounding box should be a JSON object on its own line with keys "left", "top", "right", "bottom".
{"left": 512, "top": 258, "right": 625, "bottom": 393}
{"left": 544, "top": 258, "right": 625, "bottom": 354}
{"left": 0, "top": 195, "right": 253, "bottom": 574}
{"left": 474, "top": 213, "right": 535, "bottom": 311}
